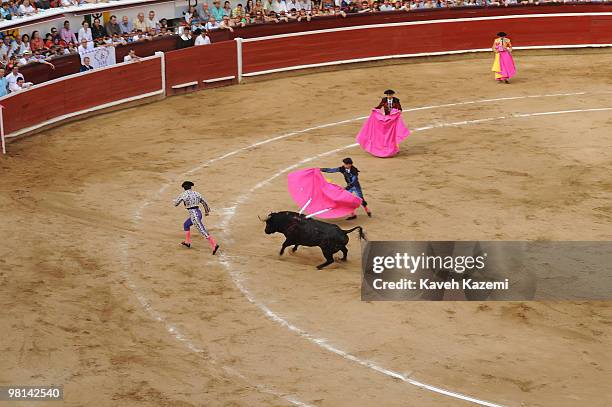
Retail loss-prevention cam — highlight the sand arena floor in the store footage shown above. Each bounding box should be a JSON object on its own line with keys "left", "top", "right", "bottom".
{"left": 1, "top": 51, "right": 611, "bottom": 407}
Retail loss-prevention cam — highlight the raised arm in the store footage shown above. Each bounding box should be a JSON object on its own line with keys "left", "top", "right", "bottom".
{"left": 320, "top": 167, "right": 340, "bottom": 173}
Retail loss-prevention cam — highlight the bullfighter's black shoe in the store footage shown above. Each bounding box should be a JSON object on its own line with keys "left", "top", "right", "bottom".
{"left": 367, "top": 211, "right": 372, "bottom": 217}
{"left": 346, "top": 215, "right": 357, "bottom": 220}
{"left": 212, "top": 244, "right": 220, "bottom": 255}
{"left": 181, "top": 242, "right": 191, "bottom": 248}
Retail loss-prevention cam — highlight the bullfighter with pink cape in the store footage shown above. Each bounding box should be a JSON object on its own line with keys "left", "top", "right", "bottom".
{"left": 356, "top": 104, "right": 410, "bottom": 157}
{"left": 491, "top": 32, "right": 516, "bottom": 83}
{"left": 288, "top": 167, "right": 362, "bottom": 219}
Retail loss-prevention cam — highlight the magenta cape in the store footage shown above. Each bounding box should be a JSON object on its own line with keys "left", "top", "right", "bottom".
{"left": 287, "top": 168, "right": 362, "bottom": 219}
{"left": 356, "top": 108, "right": 410, "bottom": 158}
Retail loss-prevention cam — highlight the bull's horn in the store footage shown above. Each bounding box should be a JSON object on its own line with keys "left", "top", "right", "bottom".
{"left": 257, "top": 215, "right": 266, "bottom": 222}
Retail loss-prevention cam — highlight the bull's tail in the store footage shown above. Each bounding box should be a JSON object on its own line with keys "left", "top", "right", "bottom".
{"left": 343, "top": 226, "right": 366, "bottom": 241}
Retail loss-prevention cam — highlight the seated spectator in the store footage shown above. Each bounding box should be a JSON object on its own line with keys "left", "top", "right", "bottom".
{"left": 220, "top": 15, "right": 235, "bottom": 31}
{"left": 131, "top": 29, "right": 146, "bottom": 42}
{"left": 194, "top": 29, "right": 211, "bottom": 46}
{"left": 265, "top": 10, "right": 280, "bottom": 22}
{"left": 111, "top": 33, "right": 127, "bottom": 45}
{"left": 17, "top": 34, "right": 30, "bottom": 55}
{"left": 157, "top": 26, "right": 170, "bottom": 36}
{"left": 79, "top": 21, "right": 93, "bottom": 43}
{"left": 199, "top": 3, "right": 211, "bottom": 21}
{"left": 273, "top": 0, "right": 288, "bottom": 13}
{"left": 253, "top": 0, "right": 265, "bottom": 13}
{"left": 380, "top": 0, "right": 394, "bottom": 10}
{"left": 245, "top": 0, "right": 254, "bottom": 13}
{"left": 185, "top": 5, "right": 199, "bottom": 23}
{"left": 223, "top": 1, "right": 232, "bottom": 16}
{"left": 211, "top": 0, "right": 224, "bottom": 21}
{"left": 9, "top": 77, "right": 32, "bottom": 93}
{"left": 35, "top": 0, "right": 51, "bottom": 9}
{"left": 80, "top": 56, "right": 94, "bottom": 71}
{"left": 177, "top": 26, "right": 193, "bottom": 48}
{"left": 30, "top": 31, "right": 44, "bottom": 52}
{"left": 77, "top": 38, "right": 93, "bottom": 55}
{"left": 0, "top": 36, "right": 13, "bottom": 61}
{"left": 123, "top": 49, "right": 140, "bottom": 63}
{"left": 0, "top": 67, "right": 8, "bottom": 97}
{"left": 147, "top": 10, "right": 159, "bottom": 32}
{"left": 105, "top": 15, "right": 122, "bottom": 37}
{"left": 92, "top": 18, "right": 107, "bottom": 40}
{"left": 133, "top": 12, "right": 151, "bottom": 32}
{"left": 253, "top": 9, "right": 266, "bottom": 23}
{"left": 119, "top": 16, "right": 133, "bottom": 34}
{"left": 6, "top": 65, "right": 24, "bottom": 88}
{"left": 60, "top": 21, "right": 78, "bottom": 45}
{"left": 359, "top": 1, "right": 372, "bottom": 11}
{"left": 63, "top": 43, "right": 77, "bottom": 54}
{"left": 18, "top": 0, "right": 36, "bottom": 15}
{"left": 205, "top": 16, "right": 220, "bottom": 30}
{"left": 232, "top": 3, "right": 245, "bottom": 17}
{"left": 231, "top": 15, "right": 247, "bottom": 27}
{"left": 29, "top": 49, "right": 55, "bottom": 68}
{"left": 0, "top": 3, "right": 12, "bottom": 21}
{"left": 60, "top": 0, "right": 77, "bottom": 6}
{"left": 298, "top": 0, "right": 311, "bottom": 10}
{"left": 297, "top": 7, "right": 311, "bottom": 19}
{"left": 286, "top": 0, "right": 298, "bottom": 11}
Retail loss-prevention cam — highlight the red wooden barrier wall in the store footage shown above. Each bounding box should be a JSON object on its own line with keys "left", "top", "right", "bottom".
{"left": 241, "top": 14, "right": 612, "bottom": 75}
{"left": 164, "top": 41, "right": 238, "bottom": 90}
{"left": 2, "top": 57, "right": 163, "bottom": 135}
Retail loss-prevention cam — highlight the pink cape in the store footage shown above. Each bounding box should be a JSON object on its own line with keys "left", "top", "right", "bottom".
{"left": 356, "top": 108, "right": 410, "bottom": 157}
{"left": 287, "top": 168, "right": 362, "bottom": 219}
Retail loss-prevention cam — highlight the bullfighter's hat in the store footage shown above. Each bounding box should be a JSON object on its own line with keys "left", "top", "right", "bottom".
{"left": 384, "top": 89, "right": 396, "bottom": 95}
{"left": 497, "top": 32, "right": 507, "bottom": 37}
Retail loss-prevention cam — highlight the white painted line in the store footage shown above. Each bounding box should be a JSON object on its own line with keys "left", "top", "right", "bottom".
{"left": 124, "top": 93, "right": 603, "bottom": 407}
{"left": 203, "top": 76, "right": 236, "bottom": 83}
{"left": 172, "top": 81, "right": 198, "bottom": 89}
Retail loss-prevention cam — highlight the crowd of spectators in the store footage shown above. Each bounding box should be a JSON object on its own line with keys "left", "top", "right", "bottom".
{"left": 0, "top": 10, "right": 176, "bottom": 94}
{"left": 0, "top": 0, "right": 608, "bottom": 94}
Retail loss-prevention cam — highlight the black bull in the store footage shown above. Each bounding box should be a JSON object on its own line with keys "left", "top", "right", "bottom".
{"left": 262, "top": 211, "right": 366, "bottom": 269}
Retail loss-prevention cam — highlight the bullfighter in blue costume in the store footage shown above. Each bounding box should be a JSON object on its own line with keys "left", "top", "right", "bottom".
{"left": 321, "top": 157, "right": 372, "bottom": 220}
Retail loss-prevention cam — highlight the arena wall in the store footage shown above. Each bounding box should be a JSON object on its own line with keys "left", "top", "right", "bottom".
{"left": 2, "top": 8, "right": 611, "bottom": 152}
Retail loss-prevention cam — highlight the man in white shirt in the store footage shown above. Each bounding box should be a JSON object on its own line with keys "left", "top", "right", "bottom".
{"left": 194, "top": 30, "right": 211, "bottom": 46}
{"left": 124, "top": 49, "right": 141, "bottom": 63}
{"left": 78, "top": 21, "right": 93, "bottom": 43}
{"left": 273, "top": 0, "right": 288, "bottom": 13}
{"left": 5, "top": 66, "right": 24, "bottom": 88}
{"left": 77, "top": 38, "right": 94, "bottom": 55}
{"left": 204, "top": 16, "right": 220, "bottom": 30}
{"left": 18, "top": 0, "right": 36, "bottom": 15}
{"left": 380, "top": 0, "right": 394, "bottom": 10}
{"left": 146, "top": 10, "right": 159, "bottom": 32}
{"left": 286, "top": 0, "right": 299, "bottom": 11}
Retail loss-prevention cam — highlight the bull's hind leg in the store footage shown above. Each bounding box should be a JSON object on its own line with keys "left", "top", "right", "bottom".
{"left": 316, "top": 248, "right": 335, "bottom": 270}
{"left": 292, "top": 245, "right": 299, "bottom": 253}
